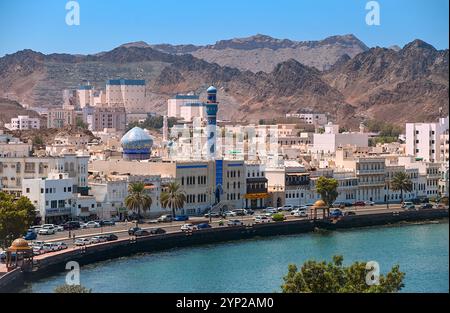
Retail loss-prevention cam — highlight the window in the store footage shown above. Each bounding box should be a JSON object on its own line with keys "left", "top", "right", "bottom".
{"left": 26, "top": 188, "right": 30, "bottom": 193}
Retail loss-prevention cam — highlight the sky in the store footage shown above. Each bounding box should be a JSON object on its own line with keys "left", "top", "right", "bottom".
{"left": 0, "top": 0, "right": 448, "bottom": 57}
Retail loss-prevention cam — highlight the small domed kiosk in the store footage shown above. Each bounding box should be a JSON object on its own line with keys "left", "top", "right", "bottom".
{"left": 312, "top": 199, "right": 330, "bottom": 220}
{"left": 6, "top": 238, "right": 33, "bottom": 271}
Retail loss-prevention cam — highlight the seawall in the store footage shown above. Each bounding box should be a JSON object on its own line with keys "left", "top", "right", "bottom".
{"left": 1, "top": 208, "right": 448, "bottom": 292}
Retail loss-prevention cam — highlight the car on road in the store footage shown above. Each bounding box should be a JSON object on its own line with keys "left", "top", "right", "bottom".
{"left": 245, "top": 209, "right": 255, "bottom": 215}
{"left": 254, "top": 215, "right": 270, "bottom": 223}
{"left": 38, "top": 226, "right": 57, "bottom": 235}
{"left": 281, "top": 205, "right": 293, "bottom": 211}
{"left": 344, "top": 210, "right": 356, "bottom": 216}
{"left": 195, "top": 223, "right": 211, "bottom": 230}
{"left": 149, "top": 228, "right": 166, "bottom": 235}
{"left": 292, "top": 209, "right": 308, "bottom": 217}
{"left": 223, "top": 211, "right": 237, "bottom": 217}
{"left": 227, "top": 220, "right": 244, "bottom": 227}
{"left": 43, "top": 242, "right": 59, "bottom": 252}
{"left": 102, "top": 234, "right": 118, "bottom": 241}
{"left": 401, "top": 202, "right": 416, "bottom": 210}
{"left": 75, "top": 238, "right": 92, "bottom": 246}
{"left": 29, "top": 225, "right": 42, "bottom": 233}
{"left": 32, "top": 245, "right": 47, "bottom": 255}
{"left": 157, "top": 215, "right": 173, "bottom": 223}
{"left": 330, "top": 209, "right": 343, "bottom": 218}
{"left": 181, "top": 224, "right": 195, "bottom": 231}
{"left": 30, "top": 240, "right": 46, "bottom": 247}
{"left": 23, "top": 230, "right": 37, "bottom": 241}
{"left": 128, "top": 227, "right": 141, "bottom": 235}
{"left": 263, "top": 208, "right": 278, "bottom": 215}
{"left": 62, "top": 221, "right": 81, "bottom": 230}
{"left": 364, "top": 201, "right": 375, "bottom": 206}
{"left": 81, "top": 221, "right": 100, "bottom": 229}
{"left": 53, "top": 242, "right": 68, "bottom": 250}
{"left": 204, "top": 212, "right": 221, "bottom": 218}
{"left": 353, "top": 201, "right": 366, "bottom": 206}
{"left": 420, "top": 203, "right": 433, "bottom": 210}
{"left": 91, "top": 236, "right": 108, "bottom": 244}
{"left": 134, "top": 230, "right": 151, "bottom": 237}
{"left": 99, "top": 220, "right": 116, "bottom": 226}
{"left": 174, "top": 215, "right": 189, "bottom": 221}
{"left": 231, "top": 209, "right": 247, "bottom": 216}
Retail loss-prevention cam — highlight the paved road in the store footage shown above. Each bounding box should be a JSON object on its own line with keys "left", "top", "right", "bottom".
{"left": 33, "top": 204, "right": 406, "bottom": 247}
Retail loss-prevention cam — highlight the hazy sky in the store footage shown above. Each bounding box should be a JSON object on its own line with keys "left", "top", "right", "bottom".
{"left": 0, "top": 0, "right": 448, "bottom": 56}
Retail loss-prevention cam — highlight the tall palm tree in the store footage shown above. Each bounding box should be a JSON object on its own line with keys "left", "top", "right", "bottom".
{"left": 160, "top": 182, "right": 186, "bottom": 219}
{"left": 125, "top": 182, "right": 152, "bottom": 226}
{"left": 391, "top": 172, "right": 413, "bottom": 204}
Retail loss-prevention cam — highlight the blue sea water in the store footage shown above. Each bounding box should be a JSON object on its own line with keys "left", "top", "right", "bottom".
{"left": 23, "top": 222, "right": 449, "bottom": 293}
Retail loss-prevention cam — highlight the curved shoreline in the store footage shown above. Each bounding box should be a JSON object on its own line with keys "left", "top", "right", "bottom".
{"left": 1, "top": 208, "right": 448, "bottom": 293}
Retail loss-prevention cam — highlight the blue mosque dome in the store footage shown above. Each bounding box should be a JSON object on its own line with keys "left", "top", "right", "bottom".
{"left": 121, "top": 127, "right": 153, "bottom": 160}
{"left": 207, "top": 85, "right": 217, "bottom": 93}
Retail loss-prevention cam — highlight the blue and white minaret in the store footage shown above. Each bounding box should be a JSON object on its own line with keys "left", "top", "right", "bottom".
{"left": 205, "top": 85, "right": 218, "bottom": 160}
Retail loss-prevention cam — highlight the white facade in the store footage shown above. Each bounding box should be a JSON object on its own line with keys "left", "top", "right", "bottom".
{"left": 5, "top": 115, "right": 40, "bottom": 130}
{"left": 106, "top": 79, "right": 147, "bottom": 114}
{"left": 167, "top": 94, "right": 205, "bottom": 122}
{"left": 311, "top": 127, "right": 369, "bottom": 154}
{"left": 22, "top": 172, "right": 74, "bottom": 223}
{"left": 405, "top": 116, "right": 449, "bottom": 162}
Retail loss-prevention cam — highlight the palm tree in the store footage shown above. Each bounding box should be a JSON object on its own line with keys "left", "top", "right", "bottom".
{"left": 160, "top": 182, "right": 186, "bottom": 219}
{"left": 390, "top": 172, "right": 413, "bottom": 204}
{"left": 125, "top": 182, "right": 152, "bottom": 226}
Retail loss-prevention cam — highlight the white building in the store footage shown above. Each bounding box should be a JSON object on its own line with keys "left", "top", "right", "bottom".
{"left": 77, "top": 84, "right": 94, "bottom": 108}
{"left": 167, "top": 94, "right": 206, "bottom": 122}
{"left": 22, "top": 172, "right": 74, "bottom": 224}
{"left": 89, "top": 176, "right": 128, "bottom": 220}
{"left": 310, "top": 123, "right": 369, "bottom": 154}
{"left": 5, "top": 115, "right": 40, "bottom": 130}
{"left": 286, "top": 113, "right": 328, "bottom": 126}
{"left": 405, "top": 116, "right": 449, "bottom": 162}
{"left": 106, "top": 79, "right": 147, "bottom": 115}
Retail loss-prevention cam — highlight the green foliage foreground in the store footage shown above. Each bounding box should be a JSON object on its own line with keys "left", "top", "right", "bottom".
{"left": 281, "top": 255, "right": 405, "bottom": 293}
{"left": 54, "top": 284, "right": 92, "bottom": 293}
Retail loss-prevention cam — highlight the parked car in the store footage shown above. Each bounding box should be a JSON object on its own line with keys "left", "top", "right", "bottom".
{"left": 263, "top": 208, "right": 278, "bottom": 215}
{"left": 99, "top": 220, "right": 116, "bottom": 226}
{"left": 231, "top": 209, "right": 246, "bottom": 216}
{"left": 157, "top": 215, "right": 173, "bottom": 222}
{"left": 204, "top": 212, "right": 221, "bottom": 218}
{"left": 74, "top": 238, "right": 92, "bottom": 246}
{"left": 401, "top": 202, "right": 415, "bottom": 209}
{"left": 30, "top": 240, "right": 46, "bottom": 247}
{"left": 53, "top": 242, "right": 68, "bottom": 250}
{"left": 223, "top": 211, "right": 237, "bottom": 217}
{"left": 420, "top": 203, "right": 433, "bottom": 210}
{"left": 32, "top": 246, "right": 47, "bottom": 255}
{"left": 245, "top": 209, "right": 255, "bottom": 215}
{"left": 29, "top": 225, "right": 42, "bottom": 233}
{"left": 353, "top": 201, "right": 366, "bottom": 206}
{"left": 330, "top": 209, "right": 343, "bottom": 218}
{"left": 103, "top": 234, "right": 118, "bottom": 241}
{"left": 227, "top": 220, "right": 244, "bottom": 227}
{"left": 38, "top": 226, "right": 56, "bottom": 235}
{"left": 254, "top": 215, "right": 270, "bottom": 223}
{"left": 281, "top": 205, "right": 293, "bottom": 211}
{"left": 134, "top": 230, "right": 150, "bottom": 237}
{"left": 23, "top": 231, "right": 37, "bottom": 241}
{"left": 174, "top": 215, "right": 189, "bottom": 221}
{"left": 91, "top": 236, "right": 108, "bottom": 244}
{"left": 81, "top": 221, "right": 100, "bottom": 229}
{"left": 149, "top": 228, "right": 166, "bottom": 235}
{"left": 43, "top": 242, "right": 59, "bottom": 252}
{"left": 344, "top": 211, "right": 356, "bottom": 216}
{"left": 293, "top": 210, "right": 308, "bottom": 217}
{"left": 364, "top": 201, "right": 375, "bottom": 206}
{"left": 195, "top": 223, "right": 211, "bottom": 230}
{"left": 62, "top": 221, "right": 81, "bottom": 230}
{"left": 128, "top": 227, "right": 141, "bottom": 235}
{"left": 181, "top": 224, "right": 195, "bottom": 231}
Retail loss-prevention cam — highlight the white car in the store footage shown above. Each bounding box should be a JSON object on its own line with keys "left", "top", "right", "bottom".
{"left": 181, "top": 223, "right": 196, "bottom": 231}
{"left": 293, "top": 210, "right": 308, "bottom": 217}
{"left": 38, "top": 226, "right": 56, "bottom": 235}
{"left": 224, "top": 211, "right": 237, "bottom": 217}
{"left": 54, "top": 225, "right": 64, "bottom": 232}
{"left": 227, "top": 220, "right": 244, "bottom": 227}
{"left": 364, "top": 201, "right": 375, "bottom": 206}
{"left": 53, "top": 242, "right": 68, "bottom": 250}
{"left": 43, "top": 242, "right": 59, "bottom": 252}
{"left": 32, "top": 245, "right": 48, "bottom": 255}
{"left": 75, "top": 238, "right": 92, "bottom": 246}
{"left": 281, "top": 205, "right": 293, "bottom": 211}
{"left": 29, "top": 226, "right": 42, "bottom": 233}
{"left": 81, "top": 221, "right": 100, "bottom": 229}
{"left": 254, "top": 215, "right": 271, "bottom": 223}
{"left": 91, "top": 236, "right": 107, "bottom": 244}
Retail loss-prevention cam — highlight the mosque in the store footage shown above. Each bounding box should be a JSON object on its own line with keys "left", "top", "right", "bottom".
{"left": 120, "top": 126, "right": 154, "bottom": 160}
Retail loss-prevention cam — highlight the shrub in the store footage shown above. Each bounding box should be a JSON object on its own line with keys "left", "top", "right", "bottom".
{"left": 272, "top": 213, "right": 285, "bottom": 222}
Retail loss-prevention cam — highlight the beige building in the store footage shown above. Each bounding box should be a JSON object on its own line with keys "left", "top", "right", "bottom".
{"left": 47, "top": 107, "right": 76, "bottom": 129}
{"left": 106, "top": 79, "right": 147, "bottom": 114}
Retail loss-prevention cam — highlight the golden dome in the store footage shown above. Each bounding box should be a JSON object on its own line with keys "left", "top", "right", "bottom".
{"left": 314, "top": 200, "right": 327, "bottom": 208}
{"left": 8, "top": 238, "right": 31, "bottom": 251}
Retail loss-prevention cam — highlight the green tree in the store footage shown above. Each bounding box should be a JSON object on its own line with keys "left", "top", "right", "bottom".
{"left": 124, "top": 182, "right": 152, "bottom": 225}
{"left": 390, "top": 172, "right": 413, "bottom": 203}
{"left": 76, "top": 117, "right": 88, "bottom": 129}
{"left": 272, "top": 213, "right": 285, "bottom": 222}
{"left": 281, "top": 255, "right": 405, "bottom": 293}
{"left": 316, "top": 177, "right": 339, "bottom": 207}
{"left": 0, "top": 192, "right": 36, "bottom": 248}
{"left": 32, "top": 135, "right": 44, "bottom": 147}
{"left": 160, "top": 182, "right": 186, "bottom": 218}
{"left": 54, "top": 284, "right": 92, "bottom": 293}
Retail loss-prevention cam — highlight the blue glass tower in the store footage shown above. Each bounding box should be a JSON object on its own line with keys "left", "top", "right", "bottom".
{"left": 205, "top": 86, "right": 218, "bottom": 159}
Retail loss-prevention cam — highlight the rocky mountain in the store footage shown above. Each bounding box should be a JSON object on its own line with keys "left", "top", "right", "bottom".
{"left": 151, "top": 34, "right": 369, "bottom": 72}
{"left": 0, "top": 35, "right": 447, "bottom": 127}
{"left": 323, "top": 39, "right": 449, "bottom": 124}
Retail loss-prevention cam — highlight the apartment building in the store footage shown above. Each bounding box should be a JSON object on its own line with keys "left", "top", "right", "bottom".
{"left": 4, "top": 115, "right": 40, "bottom": 130}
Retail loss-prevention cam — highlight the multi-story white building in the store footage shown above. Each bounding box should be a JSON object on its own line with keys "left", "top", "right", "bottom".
{"left": 4, "top": 115, "right": 40, "bottom": 130}
{"left": 167, "top": 94, "right": 206, "bottom": 122}
{"left": 106, "top": 79, "right": 147, "bottom": 115}
{"left": 405, "top": 116, "right": 449, "bottom": 162}
{"left": 398, "top": 156, "right": 441, "bottom": 199}
{"left": 77, "top": 84, "right": 95, "bottom": 108}
{"left": 310, "top": 123, "right": 369, "bottom": 154}
{"left": 22, "top": 172, "right": 74, "bottom": 224}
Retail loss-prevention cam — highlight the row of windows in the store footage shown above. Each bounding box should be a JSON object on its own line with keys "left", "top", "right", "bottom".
{"left": 247, "top": 171, "right": 265, "bottom": 178}
{"left": 181, "top": 175, "right": 207, "bottom": 186}
{"left": 186, "top": 194, "right": 207, "bottom": 204}
{"left": 226, "top": 193, "right": 240, "bottom": 200}
{"left": 227, "top": 170, "right": 241, "bottom": 178}
{"left": 226, "top": 181, "right": 241, "bottom": 189}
